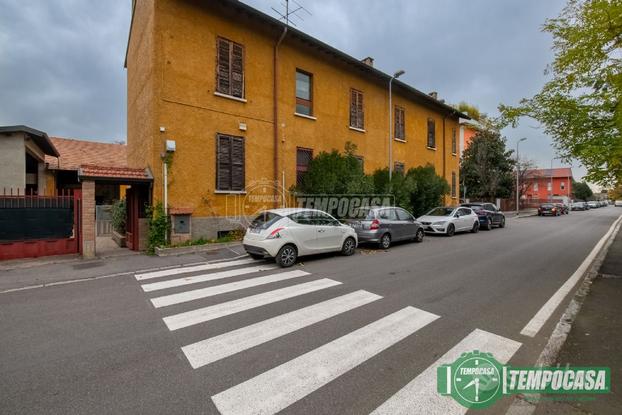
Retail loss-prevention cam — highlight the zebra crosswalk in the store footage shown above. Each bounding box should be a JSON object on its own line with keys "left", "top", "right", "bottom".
{"left": 134, "top": 256, "right": 523, "bottom": 415}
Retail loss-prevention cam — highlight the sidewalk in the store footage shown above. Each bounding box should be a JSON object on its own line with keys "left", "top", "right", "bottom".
{"left": 534, "top": 225, "right": 622, "bottom": 414}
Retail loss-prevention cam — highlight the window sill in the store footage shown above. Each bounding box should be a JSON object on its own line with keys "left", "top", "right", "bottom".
{"left": 452, "top": 152, "right": 457, "bottom": 156}
{"left": 348, "top": 126, "right": 366, "bottom": 133}
{"left": 426, "top": 146, "right": 437, "bottom": 151}
{"left": 394, "top": 138, "right": 406, "bottom": 143}
{"left": 294, "top": 112, "right": 317, "bottom": 121}
{"left": 214, "top": 190, "right": 247, "bottom": 195}
{"left": 214, "top": 91, "right": 247, "bottom": 103}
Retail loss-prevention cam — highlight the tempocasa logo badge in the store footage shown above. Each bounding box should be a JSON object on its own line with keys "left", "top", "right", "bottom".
{"left": 437, "top": 351, "right": 610, "bottom": 409}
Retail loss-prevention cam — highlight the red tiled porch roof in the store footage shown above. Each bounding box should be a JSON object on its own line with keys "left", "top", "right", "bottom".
{"left": 78, "top": 164, "right": 152, "bottom": 182}
{"left": 45, "top": 137, "right": 127, "bottom": 170}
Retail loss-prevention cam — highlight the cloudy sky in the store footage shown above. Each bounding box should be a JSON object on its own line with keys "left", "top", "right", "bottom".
{"left": 0, "top": 0, "right": 585, "bottom": 178}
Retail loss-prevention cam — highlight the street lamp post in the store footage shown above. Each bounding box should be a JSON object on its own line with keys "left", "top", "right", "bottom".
{"left": 516, "top": 137, "right": 527, "bottom": 216}
{"left": 388, "top": 70, "right": 405, "bottom": 181}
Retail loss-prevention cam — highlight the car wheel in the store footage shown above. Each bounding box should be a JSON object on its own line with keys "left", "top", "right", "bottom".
{"left": 341, "top": 237, "right": 356, "bottom": 256}
{"left": 486, "top": 218, "right": 493, "bottom": 231}
{"left": 499, "top": 217, "right": 506, "bottom": 228}
{"left": 471, "top": 221, "right": 479, "bottom": 233}
{"left": 379, "top": 233, "right": 391, "bottom": 249}
{"left": 446, "top": 224, "right": 455, "bottom": 237}
{"left": 414, "top": 228, "right": 424, "bottom": 242}
{"left": 248, "top": 253, "right": 264, "bottom": 260}
{"left": 275, "top": 244, "right": 297, "bottom": 268}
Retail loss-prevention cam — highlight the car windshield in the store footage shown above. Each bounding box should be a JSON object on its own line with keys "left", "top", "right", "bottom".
{"left": 250, "top": 212, "right": 283, "bottom": 229}
{"left": 426, "top": 207, "right": 455, "bottom": 216}
{"left": 541, "top": 204, "right": 554, "bottom": 208}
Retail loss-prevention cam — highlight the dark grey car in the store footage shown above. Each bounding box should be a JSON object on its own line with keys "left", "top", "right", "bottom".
{"left": 344, "top": 207, "right": 424, "bottom": 249}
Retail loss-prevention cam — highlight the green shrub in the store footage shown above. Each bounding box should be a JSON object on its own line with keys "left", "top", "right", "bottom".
{"left": 146, "top": 202, "right": 169, "bottom": 254}
{"left": 111, "top": 199, "right": 126, "bottom": 234}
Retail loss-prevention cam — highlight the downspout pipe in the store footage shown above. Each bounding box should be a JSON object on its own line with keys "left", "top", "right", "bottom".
{"left": 273, "top": 26, "right": 288, "bottom": 207}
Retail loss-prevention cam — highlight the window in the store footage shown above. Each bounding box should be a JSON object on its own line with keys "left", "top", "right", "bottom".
{"left": 427, "top": 118, "right": 436, "bottom": 148}
{"left": 216, "top": 134, "right": 245, "bottom": 191}
{"left": 561, "top": 181, "right": 565, "bottom": 190}
{"left": 295, "top": 70, "right": 313, "bottom": 116}
{"left": 396, "top": 208, "right": 414, "bottom": 221}
{"left": 534, "top": 182, "right": 539, "bottom": 191}
{"left": 349, "top": 88, "right": 364, "bottom": 130}
{"left": 451, "top": 172, "right": 457, "bottom": 197}
{"left": 216, "top": 37, "right": 245, "bottom": 98}
{"left": 379, "top": 209, "right": 398, "bottom": 220}
{"left": 451, "top": 128, "right": 457, "bottom": 154}
{"left": 394, "top": 162, "right": 405, "bottom": 175}
{"left": 296, "top": 148, "right": 313, "bottom": 186}
{"left": 394, "top": 106, "right": 405, "bottom": 140}
{"left": 547, "top": 182, "right": 552, "bottom": 191}
{"left": 458, "top": 208, "right": 471, "bottom": 216}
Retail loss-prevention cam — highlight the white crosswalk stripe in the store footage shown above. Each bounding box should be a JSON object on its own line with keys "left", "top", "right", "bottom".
{"left": 150, "top": 270, "right": 310, "bottom": 308}
{"left": 141, "top": 264, "right": 278, "bottom": 292}
{"left": 370, "top": 328, "right": 522, "bottom": 415}
{"left": 211, "top": 306, "right": 440, "bottom": 415}
{"left": 163, "top": 278, "right": 342, "bottom": 331}
{"left": 182, "top": 290, "right": 382, "bottom": 368}
{"left": 135, "top": 258, "right": 260, "bottom": 281}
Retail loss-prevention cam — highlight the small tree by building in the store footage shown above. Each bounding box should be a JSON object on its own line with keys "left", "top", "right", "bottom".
{"left": 572, "top": 180, "right": 593, "bottom": 201}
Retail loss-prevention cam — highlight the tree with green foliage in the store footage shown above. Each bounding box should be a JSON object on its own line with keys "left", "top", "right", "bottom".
{"left": 456, "top": 101, "right": 482, "bottom": 121}
{"left": 297, "top": 142, "right": 373, "bottom": 194}
{"left": 499, "top": 0, "right": 622, "bottom": 186}
{"left": 460, "top": 129, "right": 515, "bottom": 200}
{"left": 572, "top": 180, "right": 594, "bottom": 200}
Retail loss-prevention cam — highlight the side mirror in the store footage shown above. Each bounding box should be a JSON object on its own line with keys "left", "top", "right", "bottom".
{"left": 455, "top": 214, "right": 461, "bottom": 218}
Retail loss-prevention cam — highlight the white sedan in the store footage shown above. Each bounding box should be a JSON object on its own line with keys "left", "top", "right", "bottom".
{"left": 243, "top": 208, "right": 358, "bottom": 267}
{"left": 417, "top": 206, "right": 480, "bottom": 236}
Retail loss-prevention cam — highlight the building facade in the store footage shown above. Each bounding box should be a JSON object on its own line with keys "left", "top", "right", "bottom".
{"left": 524, "top": 168, "right": 573, "bottom": 201}
{"left": 126, "top": 0, "right": 466, "bottom": 239}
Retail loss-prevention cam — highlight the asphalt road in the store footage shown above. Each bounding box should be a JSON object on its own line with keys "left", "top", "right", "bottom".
{"left": 1, "top": 207, "right": 620, "bottom": 415}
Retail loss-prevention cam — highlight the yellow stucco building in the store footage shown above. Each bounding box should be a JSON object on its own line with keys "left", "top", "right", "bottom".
{"left": 126, "top": 0, "right": 466, "bottom": 239}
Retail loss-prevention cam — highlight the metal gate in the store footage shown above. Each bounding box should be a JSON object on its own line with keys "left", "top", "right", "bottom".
{"left": 96, "top": 205, "right": 113, "bottom": 236}
{"left": 0, "top": 189, "right": 81, "bottom": 260}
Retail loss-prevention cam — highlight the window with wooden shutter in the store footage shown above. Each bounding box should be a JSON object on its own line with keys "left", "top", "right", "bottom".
{"left": 451, "top": 128, "right": 457, "bottom": 154}
{"left": 451, "top": 172, "right": 457, "bottom": 197}
{"left": 216, "top": 134, "right": 245, "bottom": 191}
{"left": 394, "top": 162, "right": 405, "bottom": 175}
{"left": 296, "top": 147, "right": 313, "bottom": 186}
{"left": 216, "top": 37, "right": 245, "bottom": 99}
{"left": 394, "top": 106, "right": 405, "bottom": 140}
{"left": 295, "top": 70, "right": 313, "bottom": 116}
{"left": 349, "top": 89, "right": 364, "bottom": 130}
{"left": 427, "top": 118, "right": 436, "bottom": 148}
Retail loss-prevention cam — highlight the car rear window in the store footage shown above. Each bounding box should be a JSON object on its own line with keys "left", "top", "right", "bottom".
{"left": 351, "top": 208, "right": 376, "bottom": 220}
{"left": 250, "top": 212, "right": 283, "bottom": 229}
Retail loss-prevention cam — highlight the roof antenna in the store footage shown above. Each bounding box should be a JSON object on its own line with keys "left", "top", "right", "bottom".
{"left": 271, "top": 0, "right": 311, "bottom": 27}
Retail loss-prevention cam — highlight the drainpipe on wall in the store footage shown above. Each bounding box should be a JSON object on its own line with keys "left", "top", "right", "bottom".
{"left": 273, "top": 26, "right": 288, "bottom": 208}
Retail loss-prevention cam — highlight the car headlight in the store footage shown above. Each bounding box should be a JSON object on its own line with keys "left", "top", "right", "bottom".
{"left": 433, "top": 221, "right": 446, "bottom": 226}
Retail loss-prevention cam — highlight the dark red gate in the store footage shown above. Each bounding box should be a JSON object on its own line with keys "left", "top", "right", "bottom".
{"left": 0, "top": 189, "right": 81, "bottom": 261}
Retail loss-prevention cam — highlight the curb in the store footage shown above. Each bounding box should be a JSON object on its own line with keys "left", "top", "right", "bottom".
{"left": 506, "top": 214, "right": 622, "bottom": 415}
{"left": 154, "top": 241, "right": 242, "bottom": 257}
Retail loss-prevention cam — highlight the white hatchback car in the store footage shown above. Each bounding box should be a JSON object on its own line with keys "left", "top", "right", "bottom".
{"left": 243, "top": 208, "right": 358, "bottom": 267}
{"left": 417, "top": 206, "right": 480, "bottom": 236}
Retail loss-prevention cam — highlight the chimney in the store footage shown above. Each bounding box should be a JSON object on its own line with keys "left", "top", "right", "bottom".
{"left": 361, "top": 56, "right": 374, "bottom": 67}
{"left": 428, "top": 91, "right": 438, "bottom": 100}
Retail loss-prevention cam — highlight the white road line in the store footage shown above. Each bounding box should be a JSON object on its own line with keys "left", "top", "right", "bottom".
{"left": 520, "top": 213, "right": 622, "bottom": 337}
{"left": 371, "top": 328, "right": 522, "bottom": 415}
{"left": 163, "top": 278, "right": 342, "bottom": 331}
{"left": 211, "top": 306, "right": 439, "bottom": 415}
{"left": 183, "top": 290, "right": 382, "bottom": 368}
{"left": 141, "top": 264, "right": 277, "bottom": 292}
{"left": 150, "top": 270, "right": 310, "bottom": 308}
{"left": 135, "top": 258, "right": 259, "bottom": 281}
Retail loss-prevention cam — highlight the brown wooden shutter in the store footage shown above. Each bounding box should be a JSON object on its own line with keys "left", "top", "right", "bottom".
{"left": 357, "top": 91, "right": 364, "bottom": 129}
{"left": 231, "top": 136, "right": 245, "bottom": 190}
{"left": 230, "top": 43, "right": 244, "bottom": 98}
{"left": 216, "top": 38, "right": 231, "bottom": 95}
{"left": 427, "top": 118, "right": 436, "bottom": 148}
{"left": 216, "top": 134, "right": 232, "bottom": 190}
{"left": 350, "top": 89, "right": 357, "bottom": 128}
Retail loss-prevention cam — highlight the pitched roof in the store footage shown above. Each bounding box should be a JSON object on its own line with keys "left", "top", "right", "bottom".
{"left": 78, "top": 165, "right": 152, "bottom": 182}
{"left": 0, "top": 125, "right": 60, "bottom": 157}
{"left": 45, "top": 137, "right": 127, "bottom": 170}
{"left": 526, "top": 168, "right": 573, "bottom": 179}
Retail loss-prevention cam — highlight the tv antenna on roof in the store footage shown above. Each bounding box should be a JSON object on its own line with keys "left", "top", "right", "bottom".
{"left": 271, "top": 0, "right": 311, "bottom": 27}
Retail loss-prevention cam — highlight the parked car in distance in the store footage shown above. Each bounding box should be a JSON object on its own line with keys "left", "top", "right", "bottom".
{"left": 615, "top": 200, "right": 622, "bottom": 207}
{"left": 571, "top": 201, "right": 588, "bottom": 211}
{"left": 344, "top": 206, "right": 424, "bottom": 249}
{"left": 554, "top": 203, "right": 569, "bottom": 215}
{"left": 417, "top": 206, "right": 479, "bottom": 236}
{"left": 587, "top": 201, "right": 599, "bottom": 209}
{"left": 538, "top": 203, "right": 560, "bottom": 216}
{"left": 461, "top": 202, "right": 506, "bottom": 230}
{"left": 243, "top": 208, "right": 357, "bottom": 267}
